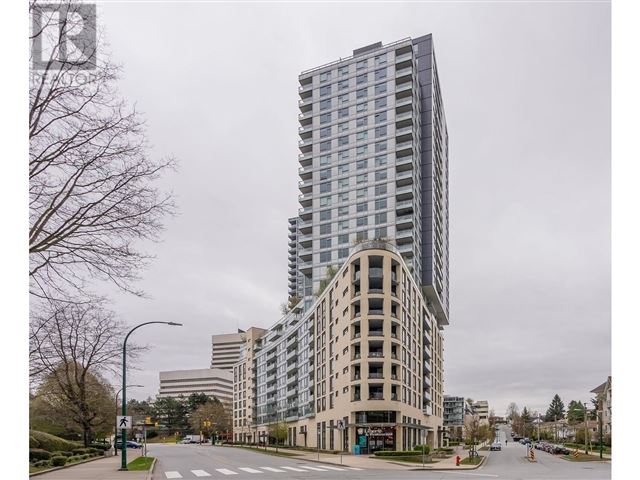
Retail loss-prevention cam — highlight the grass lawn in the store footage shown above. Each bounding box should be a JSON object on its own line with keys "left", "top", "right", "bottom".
{"left": 460, "top": 455, "right": 484, "bottom": 465}
{"left": 374, "top": 456, "right": 437, "bottom": 464}
{"left": 29, "top": 465, "right": 51, "bottom": 474}
{"left": 127, "top": 456, "right": 155, "bottom": 471}
{"left": 234, "top": 446, "right": 302, "bottom": 458}
{"left": 562, "top": 453, "right": 609, "bottom": 462}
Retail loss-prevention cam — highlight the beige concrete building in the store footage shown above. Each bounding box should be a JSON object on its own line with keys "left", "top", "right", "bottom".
{"left": 233, "top": 242, "right": 445, "bottom": 452}
{"left": 211, "top": 332, "right": 245, "bottom": 370}
{"left": 158, "top": 368, "right": 233, "bottom": 407}
{"left": 471, "top": 400, "right": 489, "bottom": 424}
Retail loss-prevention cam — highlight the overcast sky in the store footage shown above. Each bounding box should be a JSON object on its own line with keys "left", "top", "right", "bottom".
{"left": 98, "top": 1, "right": 611, "bottom": 417}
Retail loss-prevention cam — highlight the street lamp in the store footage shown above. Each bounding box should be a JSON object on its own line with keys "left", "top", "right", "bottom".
{"left": 114, "top": 384, "right": 143, "bottom": 456}
{"left": 119, "top": 321, "right": 182, "bottom": 471}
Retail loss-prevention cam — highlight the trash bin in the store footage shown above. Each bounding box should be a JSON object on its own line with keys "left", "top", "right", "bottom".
{"left": 352, "top": 445, "right": 361, "bottom": 455}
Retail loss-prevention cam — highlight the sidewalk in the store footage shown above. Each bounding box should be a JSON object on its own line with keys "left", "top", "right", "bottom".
{"left": 258, "top": 444, "right": 487, "bottom": 471}
{"left": 32, "top": 450, "right": 148, "bottom": 480}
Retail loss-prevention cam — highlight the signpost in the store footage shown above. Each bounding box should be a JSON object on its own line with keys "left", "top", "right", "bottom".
{"left": 117, "top": 416, "right": 132, "bottom": 430}
{"left": 337, "top": 420, "right": 345, "bottom": 465}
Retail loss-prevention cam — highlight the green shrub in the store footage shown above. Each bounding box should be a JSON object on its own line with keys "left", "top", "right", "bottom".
{"left": 33, "top": 460, "right": 51, "bottom": 468}
{"left": 88, "top": 443, "right": 111, "bottom": 451}
{"left": 30, "top": 436, "right": 40, "bottom": 449}
{"left": 413, "top": 444, "right": 431, "bottom": 454}
{"left": 29, "top": 430, "right": 80, "bottom": 453}
{"left": 30, "top": 449, "right": 52, "bottom": 462}
{"left": 72, "top": 448, "right": 90, "bottom": 455}
{"left": 51, "top": 451, "right": 73, "bottom": 457}
{"left": 51, "top": 456, "right": 68, "bottom": 467}
{"left": 374, "top": 450, "right": 424, "bottom": 457}
{"left": 86, "top": 447, "right": 100, "bottom": 455}
{"left": 67, "top": 455, "right": 81, "bottom": 463}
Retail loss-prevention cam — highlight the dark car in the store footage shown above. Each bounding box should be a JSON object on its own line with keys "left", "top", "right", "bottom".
{"left": 490, "top": 442, "right": 502, "bottom": 451}
{"left": 552, "top": 445, "right": 570, "bottom": 455}
{"left": 115, "top": 440, "right": 143, "bottom": 449}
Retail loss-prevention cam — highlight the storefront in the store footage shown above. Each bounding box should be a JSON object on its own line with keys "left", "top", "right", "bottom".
{"left": 355, "top": 425, "right": 396, "bottom": 454}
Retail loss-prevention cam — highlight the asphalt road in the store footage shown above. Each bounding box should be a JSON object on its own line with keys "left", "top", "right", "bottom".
{"left": 148, "top": 427, "right": 611, "bottom": 480}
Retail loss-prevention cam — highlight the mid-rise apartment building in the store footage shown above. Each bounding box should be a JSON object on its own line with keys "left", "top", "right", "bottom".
{"left": 590, "top": 376, "right": 612, "bottom": 438}
{"left": 233, "top": 242, "right": 445, "bottom": 452}
{"left": 211, "top": 332, "right": 245, "bottom": 370}
{"left": 443, "top": 395, "right": 465, "bottom": 441}
{"left": 291, "top": 35, "right": 449, "bottom": 327}
{"left": 158, "top": 368, "right": 233, "bottom": 407}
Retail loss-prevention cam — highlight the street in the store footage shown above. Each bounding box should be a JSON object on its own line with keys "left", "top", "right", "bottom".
{"left": 148, "top": 428, "right": 611, "bottom": 480}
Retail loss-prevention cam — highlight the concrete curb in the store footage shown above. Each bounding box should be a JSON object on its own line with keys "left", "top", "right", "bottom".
{"left": 146, "top": 457, "right": 157, "bottom": 480}
{"left": 406, "top": 454, "right": 487, "bottom": 471}
{"left": 29, "top": 454, "right": 108, "bottom": 477}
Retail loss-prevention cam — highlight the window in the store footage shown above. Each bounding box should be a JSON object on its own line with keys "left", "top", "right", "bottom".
{"left": 319, "top": 154, "right": 331, "bottom": 166}
{"left": 356, "top": 102, "right": 367, "bottom": 113}
{"left": 375, "top": 97, "right": 387, "bottom": 109}
{"left": 338, "top": 122, "right": 349, "bottom": 133}
{"left": 375, "top": 169, "right": 387, "bottom": 181}
{"left": 338, "top": 135, "right": 349, "bottom": 146}
{"left": 356, "top": 230, "right": 368, "bottom": 241}
{"left": 338, "top": 248, "right": 349, "bottom": 259}
{"left": 375, "top": 212, "right": 387, "bottom": 224}
{"left": 375, "top": 126, "right": 387, "bottom": 138}
{"left": 338, "top": 206, "right": 348, "bottom": 216}
{"left": 356, "top": 159, "right": 367, "bottom": 170}
{"left": 356, "top": 131, "right": 368, "bottom": 141}
{"left": 356, "top": 174, "right": 367, "bottom": 184}
{"left": 356, "top": 116, "right": 368, "bottom": 127}
{"left": 319, "top": 168, "right": 331, "bottom": 180}
{"left": 375, "top": 54, "right": 387, "bottom": 66}
{"left": 320, "top": 113, "right": 331, "bottom": 124}
{"left": 338, "top": 107, "right": 349, "bottom": 118}
{"left": 356, "top": 187, "right": 367, "bottom": 198}
{"left": 320, "top": 209, "right": 331, "bottom": 221}
{"left": 375, "top": 184, "right": 387, "bottom": 196}
{"left": 375, "top": 141, "right": 387, "bottom": 153}
{"left": 375, "top": 83, "right": 387, "bottom": 95}
{"left": 338, "top": 192, "right": 349, "bottom": 202}
{"left": 339, "top": 150, "right": 349, "bottom": 160}
{"left": 356, "top": 88, "right": 367, "bottom": 99}
{"left": 320, "top": 182, "right": 331, "bottom": 193}
{"left": 356, "top": 216, "right": 368, "bottom": 227}
{"left": 338, "top": 220, "right": 349, "bottom": 230}
{"left": 356, "top": 59, "right": 367, "bottom": 70}
{"left": 320, "top": 71, "right": 331, "bottom": 83}
{"left": 320, "top": 251, "right": 331, "bottom": 262}
{"left": 320, "top": 196, "right": 331, "bottom": 207}
{"left": 320, "top": 141, "right": 331, "bottom": 152}
{"left": 356, "top": 73, "right": 367, "bottom": 85}
{"left": 320, "top": 237, "right": 332, "bottom": 249}
{"left": 338, "top": 80, "right": 349, "bottom": 90}
{"left": 338, "top": 178, "right": 349, "bottom": 189}
{"left": 375, "top": 227, "right": 387, "bottom": 239}
{"left": 338, "top": 234, "right": 349, "bottom": 244}
{"left": 375, "top": 111, "right": 387, "bottom": 124}
{"left": 320, "top": 99, "right": 332, "bottom": 111}
{"left": 320, "top": 127, "right": 331, "bottom": 138}
{"left": 319, "top": 223, "right": 332, "bottom": 235}
{"left": 375, "top": 68, "right": 387, "bottom": 81}
{"left": 375, "top": 155, "right": 387, "bottom": 167}
{"left": 339, "top": 66, "right": 349, "bottom": 77}
{"left": 338, "top": 94, "right": 349, "bottom": 105}
{"left": 356, "top": 202, "right": 368, "bottom": 213}
{"left": 320, "top": 85, "right": 331, "bottom": 97}
{"left": 375, "top": 198, "right": 387, "bottom": 210}
{"left": 356, "top": 145, "right": 368, "bottom": 156}
{"left": 338, "top": 163, "right": 349, "bottom": 175}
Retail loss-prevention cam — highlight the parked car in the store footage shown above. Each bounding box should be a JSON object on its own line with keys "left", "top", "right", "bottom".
{"left": 552, "top": 444, "right": 570, "bottom": 455}
{"left": 115, "top": 440, "right": 143, "bottom": 449}
{"left": 490, "top": 442, "right": 502, "bottom": 451}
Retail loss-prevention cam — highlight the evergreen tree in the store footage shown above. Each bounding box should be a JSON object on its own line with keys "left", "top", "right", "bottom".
{"left": 566, "top": 400, "right": 586, "bottom": 424}
{"left": 544, "top": 394, "right": 565, "bottom": 422}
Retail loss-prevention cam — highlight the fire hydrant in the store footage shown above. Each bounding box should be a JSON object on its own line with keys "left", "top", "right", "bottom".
{"left": 456, "top": 455, "right": 461, "bottom": 466}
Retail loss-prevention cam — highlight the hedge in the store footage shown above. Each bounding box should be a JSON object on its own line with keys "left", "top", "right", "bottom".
{"left": 67, "top": 455, "right": 82, "bottom": 463}
{"left": 374, "top": 450, "right": 426, "bottom": 457}
{"left": 29, "top": 449, "right": 52, "bottom": 462}
{"left": 51, "top": 456, "right": 68, "bottom": 467}
{"left": 51, "top": 451, "right": 73, "bottom": 457}
{"left": 32, "top": 460, "right": 51, "bottom": 468}
{"left": 413, "top": 444, "right": 431, "bottom": 454}
{"left": 29, "top": 430, "right": 80, "bottom": 453}
{"left": 89, "top": 443, "right": 111, "bottom": 451}
{"left": 30, "top": 436, "right": 40, "bottom": 449}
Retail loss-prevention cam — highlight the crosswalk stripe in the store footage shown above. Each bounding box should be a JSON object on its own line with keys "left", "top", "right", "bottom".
{"left": 164, "top": 472, "right": 182, "bottom": 479}
{"left": 346, "top": 467, "right": 364, "bottom": 470}
{"left": 319, "top": 466, "right": 345, "bottom": 471}
{"left": 239, "top": 468, "right": 263, "bottom": 473}
{"left": 281, "top": 466, "right": 306, "bottom": 472}
{"left": 216, "top": 469, "right": 238, "bottom": 475}
{"left": 298, "top": 465, "right": 329, "bottom": 471}
{"left": 191, "top": 470, "right": 211, "bottom": 477}
{"left": 261, "top": 467, "right": 285, "bottom": 472}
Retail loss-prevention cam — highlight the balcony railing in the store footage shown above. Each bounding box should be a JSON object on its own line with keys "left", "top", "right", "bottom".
{"left": 368, "top": 393, "right": 384, "bottom": 400}
{"left": 368, "top": 351, "right": 384, "bottom": 358}
{"left": 368, "top": 372, "right": 384, "bottom": 379}
{"left": 368, "top": 331, "right": 384, "bottom": 337}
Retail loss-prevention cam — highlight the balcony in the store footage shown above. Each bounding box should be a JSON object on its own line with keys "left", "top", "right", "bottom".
{"left": 298, "top": 138, "right": 312, "bottom": 148}
{"left": 298, "top": 178, "right": 313, "bottom": 193}
{"left": 299, "top": 261, "right": 312, "bottom": 274}
{"left": 299, "top": 82, "right": 312, "bottom": 93}
{"left": 298, "top": 153, "right": 312, "bottom": 167}
{"left": 368, "top": 372, "right": 384, "bottom": 379}
{"left": 352, "top": 331, "right": 361, "bottom": 340}
{"left": 395, "top": 155, "right": 413, "bottom": 171}
{"left": 395, "top": 52, "right": 412, "bottom": 64}
{"left": 398, "top": 243, "right": 414, "bottom": 256}
{"left": 396, "top": 200, "right": 414, "bottom": 216}
{"left": 396, "top": 125, "right": 413, "bottom": 136}
{"left": 368, "top": 393, "right": 384, "bottom": 400}
{"left": 368, "top": 309, "right": 384, "bottom": 317}
{"left": 396, "top": 110, "right": 412, "bottom": 122}
{"left": 395, "top": 66, "right": 412, "bottom": 78}
{"left": 368, "top": 351, "right": 384, "bottom": 358}
{"left": 298, "top": 110, "right": 312, "bottom": 120}
{"left": 395, "top": 83, "right": 413, "bottom": 95}
{"left": 368, "top": 330, "right": 384, "bottom": 337}
{"left": 352, "top": 353, "right": 361, "bottom": 360}
{"left": 368, "top": 267, "right": 383, "bottom": 278}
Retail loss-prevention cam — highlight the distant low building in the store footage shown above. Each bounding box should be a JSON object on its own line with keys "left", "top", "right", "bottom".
{"left": 158, "top": 368, "right": 233, "bottom": 407}
{"left": 591, "top": 376, "right": 612, "bottom": 439}
{"left": 472, "top": 400, "right": 489, "bottom": 425}
{"left": 443, "top": 396, "right": 465, "bottom": 441}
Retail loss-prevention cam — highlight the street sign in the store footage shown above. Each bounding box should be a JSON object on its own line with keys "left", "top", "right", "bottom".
{"left": 337, "top": 420, "right": 345, "bottom": 430}
{"left": 117, "top": 416, "right": 133, "bottom": 430}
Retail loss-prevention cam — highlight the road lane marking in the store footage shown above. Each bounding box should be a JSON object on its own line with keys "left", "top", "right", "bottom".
{"left": 281, "top": 466, "right": 307, "bottom": 472}
{"left": 298, "top": 465, "right": 330, "bottom": 471}
{"left": 318, "top": 466, "right": 345, "bottom": 471}
{"left": 439, "top": 473, "right": 499, "bottom": 478}
{"left": 191, "top": 470, "right": 211, "bottom": 477}
{"left": 345, "top": 467, "right": 364, "bottom": 470}
{"left": 239, "top": 467, "right": 263, "bottom": 473}
{"left": 164, "top": 473, "right": 182, "bottom": 479}
{"left": 216, "top": 469, "right": 238, "bottom": 475}
{"left": 261, "top": 467, "right": 285, "bottom": 472}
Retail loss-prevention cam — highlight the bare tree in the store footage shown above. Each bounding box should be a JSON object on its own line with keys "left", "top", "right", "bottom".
{"left": 29, "top": 0, "right": 176, "bottom": 302}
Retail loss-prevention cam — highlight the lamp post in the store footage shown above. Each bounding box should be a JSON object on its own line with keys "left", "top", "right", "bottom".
{"left": 119, "top": 321, "right": 182, "bottom": 471}
{"left": 114, "top": 384, "right": 143, "bottom": 456}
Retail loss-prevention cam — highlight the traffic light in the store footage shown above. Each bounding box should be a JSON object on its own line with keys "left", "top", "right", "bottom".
{"left": 155, "top": 422, "right": 159, "bottom": 428}
{"left": 145, "top": 416, "right": 151, "bottom": 424}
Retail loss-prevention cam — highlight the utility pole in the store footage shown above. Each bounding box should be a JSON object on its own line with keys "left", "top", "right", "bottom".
{"left": 537, "top": 414, "right": 540, "bottom": 442}
{"left": 584, "top": 402, "right": 589, "bottom": 455}
{"left": 598, "top": 411, "right": 603, "bottom": 459}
